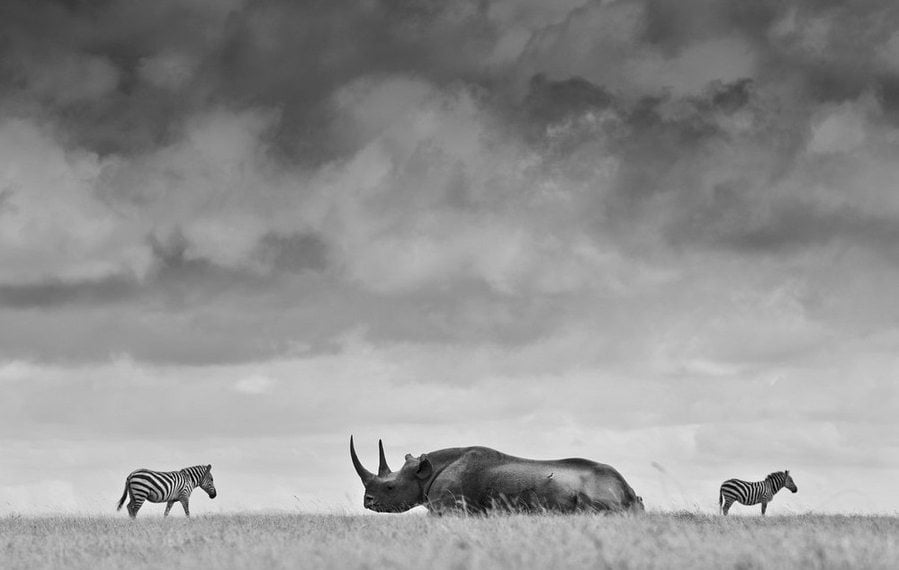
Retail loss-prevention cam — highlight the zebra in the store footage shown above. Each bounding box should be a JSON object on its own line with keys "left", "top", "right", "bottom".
{"left": 116, "top": 464, "right": 217, "bottom": 518}
{"left": 719, "top": 470, "right": 797, "bottom": 515}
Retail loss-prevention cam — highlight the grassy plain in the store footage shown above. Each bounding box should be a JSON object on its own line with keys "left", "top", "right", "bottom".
{"left": 1, "top": 512, "right": 897, "bottom": 570}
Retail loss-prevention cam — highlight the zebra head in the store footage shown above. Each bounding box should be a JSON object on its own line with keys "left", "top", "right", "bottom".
{"left": 200, "top": 464, "right": 217, "bottom": 499}
{"left": 783, "top": 470, "right": 798, "bottom": 493}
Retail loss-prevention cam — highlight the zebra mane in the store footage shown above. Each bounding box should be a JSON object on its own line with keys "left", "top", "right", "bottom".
{"left": 765, "top": 471, "right": 786, "bottom": 485}
{"left": 182, "top": 465, "right": 209, "bottom": 484}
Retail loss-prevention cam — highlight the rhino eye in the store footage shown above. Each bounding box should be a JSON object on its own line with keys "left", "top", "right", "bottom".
{"left": 386, "top": 484, "right": 395, "bottom": 491}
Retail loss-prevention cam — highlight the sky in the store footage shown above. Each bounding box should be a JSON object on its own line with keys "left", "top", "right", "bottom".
{"left": 1, "top": 0, "right": 898, "bottom": 516}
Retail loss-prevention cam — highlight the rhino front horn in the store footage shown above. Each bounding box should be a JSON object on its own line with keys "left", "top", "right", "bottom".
{"left": 350, "top": 435, "right": 374, "bottom": 484}
{"left": 378, "top": 439, "right": 391, "bottom": 476}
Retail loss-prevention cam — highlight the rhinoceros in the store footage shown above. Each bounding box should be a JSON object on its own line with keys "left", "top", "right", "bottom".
{"left": 350, "top": 436, "right": 644, "bottom": 514}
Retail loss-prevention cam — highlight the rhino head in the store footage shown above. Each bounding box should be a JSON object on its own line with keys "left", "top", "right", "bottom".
{"left": 350, "top": 436, "right": 433, "bottom": 513}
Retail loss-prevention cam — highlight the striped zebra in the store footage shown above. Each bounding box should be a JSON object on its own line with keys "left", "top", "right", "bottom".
{"left": 116, "top": 464, "right": 217, "bottom": 518}
{"left": 719, "top": 470, "right": 797, "bottom": 515}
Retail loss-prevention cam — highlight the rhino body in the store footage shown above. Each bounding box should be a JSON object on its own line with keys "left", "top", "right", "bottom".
{"left": 351, "top": 437, "right": 644, "bottom": 514}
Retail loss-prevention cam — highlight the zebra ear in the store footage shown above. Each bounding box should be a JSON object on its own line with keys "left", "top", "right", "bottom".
{"left": 207, "top": 464, "right": 212, "bottom": 472}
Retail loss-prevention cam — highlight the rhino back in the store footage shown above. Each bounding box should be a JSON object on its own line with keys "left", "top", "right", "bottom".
{"left": 424, "top": 447, "right": 510, "bottom": 506}
{"left": 423, "top": 448, "right": 639, "bottom": 512}
{"left": 556, "top": 457, "right": 641, "bottom": 502}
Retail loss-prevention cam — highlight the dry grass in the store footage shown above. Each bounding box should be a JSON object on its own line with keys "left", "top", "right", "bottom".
{"left": 2, "top": 512, "right": 897, "bottom": 569}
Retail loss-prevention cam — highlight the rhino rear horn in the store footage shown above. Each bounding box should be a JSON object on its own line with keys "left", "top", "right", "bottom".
{"left": 378, "top": 439, "right": 391, "bottom": 476}
{"left": 350, "top": 436, "right": 374, "bottom": 484}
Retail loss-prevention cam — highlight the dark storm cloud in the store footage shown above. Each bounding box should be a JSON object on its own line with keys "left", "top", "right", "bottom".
{"left": 639, "top": 0, "right": 766, "bottom": 56}
{"left": 518, "top": 74, "right": 774, "bottom": 239}
{"left": 256, "top": 232, "right": 329, "bottom": 274}
{"left": 4, "top": 0, "right": 899, "bottom": 367}
{"left": 0, "top": 274, "right": 136, "bottom": 309}
{"left": 609, "top": 82, "right": 751, "bottom": 201}
{"left": 523, "top": 73, "right": 614, "bottom": 126}
{"left": 675, "top": 187, "right": 899, "bottom": 255}
{"left": 4, "top": 0, "right": 897, "bottom": 160}
{"left": 637, "top": 0, "right": 899, "bottom": 97}
{"left": 517, "top": 19, "right": 899, "bottom": 254}
{"left": 212, "top": 0, "right": 501, "bottom": 161}
{"left": 674, "top": 0, "right": 899, "bottom": 113}
{"left": 0, "top": 0, "right": 502, "bottom": 161}
{"left": 0, "top": 227, "right": 330, "bottom": 311}
{"left": 0, "top": 0, "right": 235, "bottom": 154}
{"left": 762, "top": 1, "right": 899, "bottom": 103}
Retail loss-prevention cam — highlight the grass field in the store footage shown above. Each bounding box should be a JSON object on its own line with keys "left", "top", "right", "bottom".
{"left": 2, "top": 512, "right": 897, "bottom": 569}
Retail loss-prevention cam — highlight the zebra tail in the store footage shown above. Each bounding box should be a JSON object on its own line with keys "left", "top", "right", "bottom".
{"left": 718, "top": 488, "right": 724, "bottom": 514}
{"left": 116, "top": 479, "right": 129, "bottom": 511}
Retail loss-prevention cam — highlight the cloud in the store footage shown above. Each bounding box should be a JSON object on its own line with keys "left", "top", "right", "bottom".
{"left": 138, "top": 51, "right": 200, "bottom": 91}
{"left": 694, "top": 420, "right": 899, "bottom": 470}
{"left": 0, "top": 274, "right": 137, "bottom": 309}
{"left": 233, "top": 374, "right": 276, "bottom": 395}
{"left": 2, "top": 2, "right": 898, "bottom": 368}
{"left": 628, "top": 37, "right": 756, "bottom": 95}
{"left": 806, "top": 97, "right": 873, "bottom": 155}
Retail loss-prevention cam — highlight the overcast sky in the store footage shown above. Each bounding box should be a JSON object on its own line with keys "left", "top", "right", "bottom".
{"left": 2, "top": 0, "right": 898, "bottom": 516}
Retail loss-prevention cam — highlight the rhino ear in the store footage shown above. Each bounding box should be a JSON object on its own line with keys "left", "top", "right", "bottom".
{"left": 405, "top": 453, "right": 414, "bottom": 461}
{"left": 416, "top": 455, "right": 433, "bottom": 480}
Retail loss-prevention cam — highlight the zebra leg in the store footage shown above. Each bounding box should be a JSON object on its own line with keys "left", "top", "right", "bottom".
{"left": 722, "top": 499, "right": 734, "bottom": 516}
{"left": 761, "top": 501, "right": 767, "bottom": 516}
{"left": 180, "top": 497, "right": 190, "bottom": 518}
{"left": 127, "top": 498, "right": 144, "bottom": 519}
{"left": 164, "top": 501, "right": 176, "bottom": 517}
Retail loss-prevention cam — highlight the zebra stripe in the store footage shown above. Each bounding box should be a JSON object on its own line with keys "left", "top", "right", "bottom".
{"left": 116, "top": 464, "right": 217, "bottom": 518}
{"left": 719, "top": 470, "right": 797, "bottom": 516}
